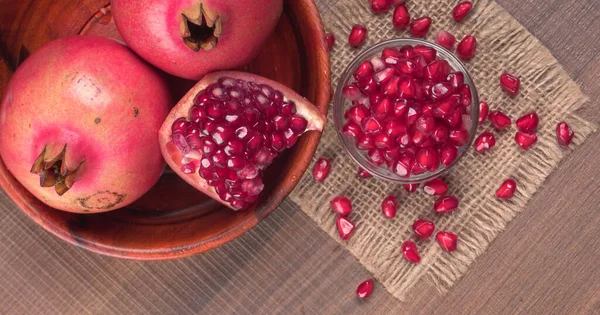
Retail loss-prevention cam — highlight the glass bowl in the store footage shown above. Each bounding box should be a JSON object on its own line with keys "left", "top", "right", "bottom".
{"left": 333, "top": 38, "right": 479, "bottom": 184}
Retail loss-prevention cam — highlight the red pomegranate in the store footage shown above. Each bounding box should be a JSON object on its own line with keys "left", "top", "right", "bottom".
{"left": 0, "top": 35, "right": 171, "bottom": 213}
{"left": 158, "top": 71, "right": 326, "bottom": 210}
{"left": 111, "top": 0, "right": 283, "bottom": 80}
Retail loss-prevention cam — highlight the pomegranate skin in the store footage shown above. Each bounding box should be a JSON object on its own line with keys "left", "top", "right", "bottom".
{"left": 0, "top": 36, "right": 171, "bottom": 213}
{"left": 111, "top": 0, "right": 283, "bottom": 80}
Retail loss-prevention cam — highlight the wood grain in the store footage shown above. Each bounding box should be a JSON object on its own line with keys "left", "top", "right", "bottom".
{"left": 0, "top": 0, "right": 599, "bottom": 314}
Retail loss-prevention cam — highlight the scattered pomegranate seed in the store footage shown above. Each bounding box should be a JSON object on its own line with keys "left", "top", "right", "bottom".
{"left": 330, "top": 196, "right": 352, "bottom": 217}
{"left": 434, "top": 195, "right": 459, "bottom": 214}
{"left": 381, "top": 195, "right": 399, "bottom": 218}
{"left": 358, "top": 167, "right": 373, "bottom": 178}
{"left": 349, "top": 25, "right": 367, "bottom": 48}
{"left": 488, "top": 111, "right": 512, "bottom": 130}
{"left": 423, "top": 178, "right": 448, "bottom": 196}
{"left": 392, "top": 5, "right": 411, "bottom": 30}
{"left": 325, "top": 33, "right": 335, "bottom": 51}
{"left": 500, "top": 72, "right": 520, "bottom": 96}
{"left": 409, "top": 17, "right": 432, "bottom": 38}
{"left": 515, "top": 131, "right": 537, "bottom": 150}
{"left": 401, "top": 240, "right": 421, "bottom": 263}
{"left": 474, "top": 131, "right": 496, "bottom": 154}
{"left": 336, "top": 216, "right": 356, "bottom": 240}
{"left": 456, "top": 35, "right": 477, "bottom": 60}
{"left": 313, "top": 158, "right": 331, "bottom": 182}
{"left": 436, "top": 231, "right": 458, "bottom": 252}
{"left": 556, "top": 122, "right": 574, "bottom": 146}
{"left": 435, "top": 30, "right": 456, "bottom": 51}
{"left": 516, "top": 112, "right": 539, "bottom": 132}
{"left": 412, "top": 219, "right": 435, "bottom": 239}
{"left": 496, "top": 179, "right": 516, "bottom": 199}
{"left": 478, "top": 102, "right": 489, "bottom": 125}
{"left": 356, "top": 279, "right": 374, "bottom": 299}
{"left": 370, "top": 0, "right": 391, "bottom": 14}
{"left": 452, "top": 1, "right": 473, "bottom": 22}
{"left": 404, "top": 183, "right": 419, "bottom": 192}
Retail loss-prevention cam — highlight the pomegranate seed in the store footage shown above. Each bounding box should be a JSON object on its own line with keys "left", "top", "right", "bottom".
{"left": 515, "top": 131, "right": 537, "bottom": 150}
{"left": 393, "top": 154, "right": 414, "bottom": 177}
{"left": 367, "top": 148, "right": 386, "bottom": 165}
{"left": 392, "top": 5, "right": 411, "bottom": 30}
{"left": 356, "top": 279, "right": 374, "bottom": 299}
{"left": 516, "top": 112, "right": 539, "bottom": 132}
{"left": 354, "top": 60, "right": 374, "bottom": 81}
{"left": 488, "top": 111, "right": 512, "bottom": 130}
{"left": 362, "top": 116, "right": 383, "bottom": 134}
{"left": 381, "top": 195, "right": 398, "bottom": 218}
{"left": 370, "top": 0, "right": 391, "bottom": 14}
{"left": 409, "top": 17, "right": 432, "bottom": 38}
{"left": 404, "top": 183, "right": 418, "bottom": 192}
{"left": 436, "top": 231, "right": 458, "bottom": 252}
{"left": 345, "top": 104, "right": 369, "bottom": 125}
{"left": 458, "top": 84, "right": 472, "bottom": 107}
{"left": 313, "top": 158, "right": 331, "bottom": 182}
{"left": 384, "top": 120, "right": 407, "bottom": 137}
{"left": 412, "top": 219, "right": 435, "bottom": 239}
{"left": 435, "top": 30, "right": 456, "bottom": 50}
{"left": 456, "top": 35, "right": 477, "bottom": 60}
{"left": 415, "top": 115, "right": 435, "bottom": 134}
{"left": 432, "top": 125, "right": 450, "bottom": 144}
{"left": 496, "top": 179, "right": 516, "bottom": 199}
{"left": 440, "top": 143, "right": 458, "bottom": 167}
{"left": 452, "top": 1, "right": 473, "bottom": 22}
{"left": 326, "top": 33, "right": 335, "bottom": 51}
{"left": 343, "top": 122, "right": 362, "bottom": 139}
{"left": 449, "top": 129, "right": 469, "bottom": 146}
{"left": 556, "top": 122, "right": 574, "bottom": 146}
{"left": 336, "top": 216, "right": 356, "bottom": 240}
{"left": 423, "top": 178, "right": 448, "bottom": 196}
{"left": 474, "top": 131, "right": 496, "bottom": 154}
{"left": 434, "top": 195, "right": 459, "bottom": 214}
{"left": 413, "top": 45, "right": 437, "bottom": 63}
{"left": 478, "top": 102, "right": 489, "bottom": 125}
{"left": 416, "top": 148, "right": 439, "bottom": 171}
{"left": 331, "top": 196, "right": 352, "bottom": 217}
{"left": 374, "top": 133, "right": 396, "bottom": 149}
{"left": 357, "top": 133, "right": 375, "bottom": 150}
{"left": 401, "top": 241, "right": 421, "bottom": 263}
{"left": 342, "top": 83, "right": 362, "bottom": 101}
{"left": 447, "top": 72, "right": 464, "bottom": 88}
{"left": 358, "top": 167, "right": 373, "bottom": 178}
{"left": 500, "top": 72, "right": 520, "bottom": 96}
{"left": 349, "top": 25, "right": 367, "bottom": 47}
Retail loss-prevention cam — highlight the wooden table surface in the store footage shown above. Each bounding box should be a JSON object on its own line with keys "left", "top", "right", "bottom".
{"left": 2, "top": 0, "right": 600, "bottom": 314}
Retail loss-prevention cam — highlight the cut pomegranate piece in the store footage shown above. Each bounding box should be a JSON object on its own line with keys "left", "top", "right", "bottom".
{"left": 409, "top": 17, "right": 432, "bottom": 38}
{"left": 496, "top": 179, "right": 516, "bottom": 199}
{"left": 412, "top": 219, "right": 435, "bottom": 239}
{"left": 456, "top": 35, "right": 477, "bottom": 60}
{"left": 436, "top": 231, "right": 458, "bottom": 252}
{"left": 478, "top": 101, "right": 489, "bottom": 125}
{"left": 404, "top": 183, "right": 418, "bottom": 192}
{"left": 159, "top": 72, "right": 325, "bottom": 210}
{"left": 516, "top": 112, "right": 539, "bottom": 132}
{"left": 515, "top": 131, "right": 537, "bottom": 150}
{"left": 349, "top": 25, "right": 368, "bottom": 47}
{"left": 356, "top": 279, "right": 374, "bottom": 299}
{"left": 392, "top": 5, "right": 411, "bottom": 30}
{"left": 326, "top": 33, "right": 335, "bottom": 51}
{"left": 331, "top": 196, "right": 353, "bottom": 217}
{"left": 401, "top": 240, "right": 421, "bottom": 263}
{"left": 381, "top": 195, "right": 399, "bottom": 218}
{"left": 436, "top": 30, "right": 456, "bottom": 50}
{"left": 474, "top": 131, "right": 496, "bottom": 154}
{"left": 434, "top": 195, "right": 459, "bottom": 214}
{"left": 488, "top": 111, "right": 512, "bottom": 130}
{"left": 370, "top": 0, "right": 391, "bottom": 14}
{"left": 556, "top": 122, "right": 574, "bottom": 146}
{"left": 452, "top": 1, "right": 473, "bottom": 21}
{"left": 423, "top": 178, "right": 448, "bottom": 196}
{"left": 313, "top": 158, "right": 331, "bottom": 182}
{"left": 358, "top": 167, "right": 373, "bottom": 179}
{"left": 500, "top": 72, "right": 520, "bottom": 96}
{"left": 336, "top": 216, "right": 356, "bottom": 240}
{"left": 440, "top": 143, "right": 458, "bottom": 167}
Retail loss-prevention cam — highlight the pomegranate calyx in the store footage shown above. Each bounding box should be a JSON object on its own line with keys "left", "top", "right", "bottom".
{"left": 180, "top": 3, "right": 222, "bottom": 52}
{"left": 30, "top": 145, "right": 84, "bottom": 196}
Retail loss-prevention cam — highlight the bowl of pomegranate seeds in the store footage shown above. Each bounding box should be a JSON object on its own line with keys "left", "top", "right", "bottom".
{"left": 335, "top": 38, "right": 479, "bottom": 183}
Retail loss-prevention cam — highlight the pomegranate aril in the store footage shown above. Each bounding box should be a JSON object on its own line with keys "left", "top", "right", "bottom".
{"left": 374, "top": 133, "right": 396, "bottom": 149}
{"left": 367, "top": 148, "right": 386, "bottom": 166}
{"left": 270, "top": 133, "right": 286, "bottom": 152}
{"left": 374, "top": 67, "right": 396, "bottom": 85}
{"left": 496, "top": 179, "right": 516, "bottom": 199}
{"left": 410, "top": 17, "right": 432, "bottom": 38}
{"left": 406, "top": 104, "right": 421, "bottom": 125}
{"left": 171, "top": 118, "right": 190, "bottom": 135}
{"left": 326, "top": 32, "right": 335, "bottom": 51}
{"left": 436, "top": 231, "right": 458, "bottom": 252}
{"left": 431, "top": 82, "right": 455, "bottom": 100}
{"left": 478, "top": 102, "right": 489, "bottom": 125}
{"left": 290, "top": 115, "right": 308, "bottom": 133}
{"left": 423, "top": 178, "right": 448, "bottom": 196}
{"left": 349, "top": 24, "right": 367, "bottom": 47}
{"left": 401, "top": 241, "right": 421, "bottom": 263}
{"left": 226, "top": 156, "right": 246, "bottom": 170}
{"left": 354, "top": 60, "right": 375, "bottom": 81}
{"left": 474, "top": 131, "right": 496, "bottom": 154}
{"left": 357, "top": 133, "right": 375, "bottom": 150}
{"left": 313, "top": 158, "right": 331, "bottom": 182}
{"left": 384, "top": 120, "right": 406, "bottom": 137}
{"left": 343, "top": 122, "right": 363, "bottom": 139}
{"left": 336, "top": 216, "right": 356, "bottom": 240}
{"left": 488, "top": 111, "right": 512, "bottom": 130}
{"left": 515, "top": 131, "right": 537, "bottom": 150}
{"left": 361, "top": 116, "right": 383, "bottom": 134}
{"left": 436, "top": 30, "right": 456, "bottom": 50}
{"left": 415, "top": 115, "right": 435, "bottom": 134}
{"left": 413, "top": 45, "right": 437, "bottom": 63}
{"left": 434, "top": 195, "right": 459, "bottom": 214}
{"left": 181, "top": 162, "right": 196, "bottom": 174}
{"left": 370, "top": 0, "right": 391, "bottom": 14}
{"left": 449, "top": 129, "right": 469, "bottom": 146}
{"left": 392, "top": 5, "right": 411, "bottom": 30}
{"left": 331, "top": 196, "right": 352, "bottom": 217}
{"left": 516, "top": 112, "right": 539, "bottom": 132}
{"left": 356, "top": 279, "right": 374, "bottom": 299}
{"left": 453, "top": 1, "right": 473, "bottom": 22}
{"left": 358, "top": 167, "right": 373, "bottom": 179}
{"left": 500, "top": 72, "right": 520, "bottom": 96}
{"left": 382, "top": 76, "right": 401, "bottom": 98}
{"left": 280, "top": 102, "right": 296, "bottom": 116}
{"left": 403, "top": 183, "right": 418, "bottom": 192}
{"left": 381, "top": 195, "right": 398, "bottom": 219}
{"left": 372, "top": 98, "right": 393, "bottom": 120}
{"left": 556, "top": 122, "right": 574, "bottom": 146}
{"left": 416, "top": 147, "right": 439, "bottom": 171}
{"left": 342, "top": 83, "right": 362, "bottom": 101}
{"left": 432, "top": 124, "right": 450, "bottom": 144}
{"left": 425, "top": 60, "right": 451, "bottom": 82}
{"left": 393, "top": 154, "right": 414, "bottom": 177}
{"left": 283, "top": 129, "right": 298, "bottom": 148}
{"left": 412, "top": 219, "right": 435, "bottom": 239}
{"left": 456, "top": 35, "right": 477, "bottom": 60}
{"left": 345, "top": 104, "right": 370, "bottom": 125}
{"left": 273, "top": 115, "right": 290, "bottom": 131}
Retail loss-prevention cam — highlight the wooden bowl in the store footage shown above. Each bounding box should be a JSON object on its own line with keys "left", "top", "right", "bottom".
{"left": 0, "top": 0, "right": 330, "bottom": 260}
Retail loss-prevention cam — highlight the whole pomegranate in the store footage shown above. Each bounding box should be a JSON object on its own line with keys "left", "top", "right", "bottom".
{"left": 0, "top": 35, "right": 171, "bottom": 213}
{"left": 111, "top": 0, "right": 283, "bottom": 80}
{"left": 158, "top": 71, "right": 326, "bottom": 210}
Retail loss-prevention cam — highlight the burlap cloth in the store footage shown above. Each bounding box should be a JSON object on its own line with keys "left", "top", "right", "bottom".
{"left": 289, "top": 0, "right": 598, "bottom": 300}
